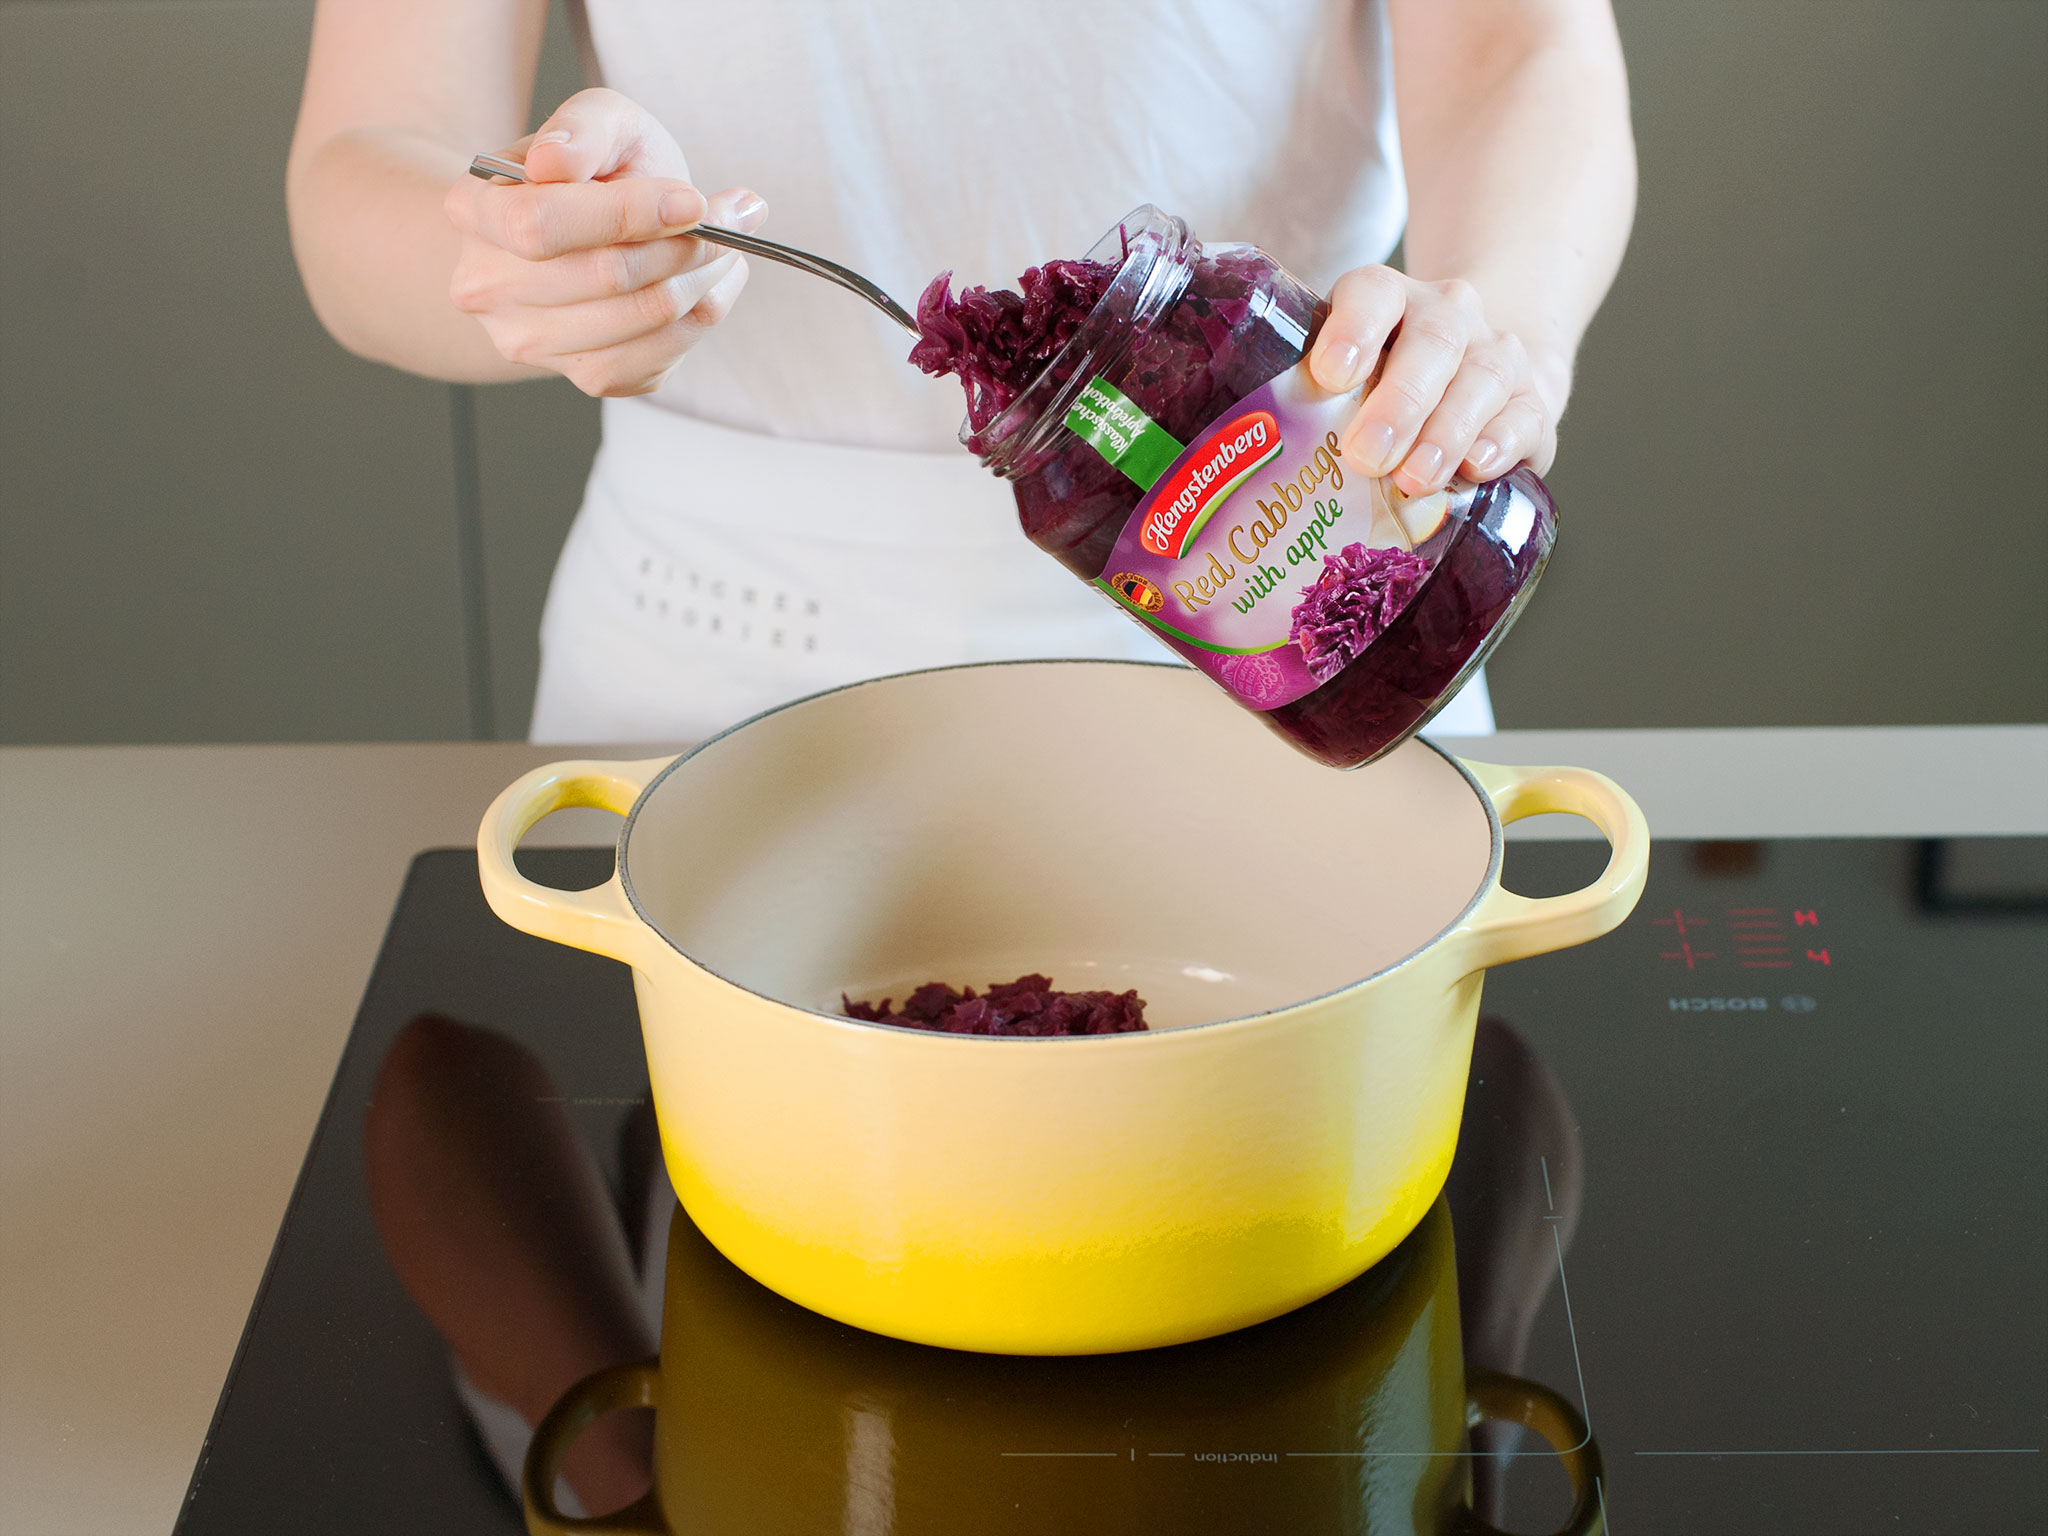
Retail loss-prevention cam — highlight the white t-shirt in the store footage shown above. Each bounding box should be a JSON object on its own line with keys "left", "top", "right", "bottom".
{"left": 531, "top": 0, "right": 1494, "bottom": 743}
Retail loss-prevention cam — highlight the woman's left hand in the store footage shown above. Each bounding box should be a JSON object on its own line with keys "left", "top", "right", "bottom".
{"left": 1307, "top": 267, "right": 1564, "bottom": 496}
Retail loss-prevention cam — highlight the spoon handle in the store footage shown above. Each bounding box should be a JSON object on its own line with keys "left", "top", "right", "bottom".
{"left": 467, "top": 154, "right": 919, "bottom": 336}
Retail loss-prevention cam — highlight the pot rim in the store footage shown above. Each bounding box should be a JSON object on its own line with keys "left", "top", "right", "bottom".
{"left": 614, "top": 658, "right": 1504, "bottom": 1042}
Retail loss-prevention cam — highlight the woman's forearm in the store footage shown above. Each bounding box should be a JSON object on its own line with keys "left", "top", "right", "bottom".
{"left": 1391, "top": 0, "right": 1637, "bottom": 412}
{"left": 288, "top": 127, "right": 538, "bottom": 383}
{"left": 288, "top": 0, "right": 552, "bottom": 382}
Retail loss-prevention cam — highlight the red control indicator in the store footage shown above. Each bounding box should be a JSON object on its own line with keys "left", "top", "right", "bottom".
{"left": 1652, "top": 908, "right": 1715, "bottom": 969}
{"left": 1728, "top": 906, "right": 1790, "bottom": 968}
{"left": 1653, "top": 904, "right": 1831, "bottom": 971}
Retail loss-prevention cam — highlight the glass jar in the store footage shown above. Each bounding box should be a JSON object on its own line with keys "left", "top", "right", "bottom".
{"left": 965, "top": 206, "right": 1557, "bottom": 769}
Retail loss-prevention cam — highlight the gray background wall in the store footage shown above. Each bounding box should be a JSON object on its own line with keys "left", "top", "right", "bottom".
{"left": 2, "top": 0, "right": 2043, "bottom": 744}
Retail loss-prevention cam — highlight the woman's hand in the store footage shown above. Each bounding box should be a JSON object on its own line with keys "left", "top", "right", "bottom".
{"left": 1307, "top": 267, "right": 1566, "bottom": 496}
{"left": 444, "top": 88, "right": 764, "bottom": 397}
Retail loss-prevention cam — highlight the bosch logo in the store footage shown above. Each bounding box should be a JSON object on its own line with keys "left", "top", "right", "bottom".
{"left": 1667, "top": 995, "right": 1820, "bottom": 1013}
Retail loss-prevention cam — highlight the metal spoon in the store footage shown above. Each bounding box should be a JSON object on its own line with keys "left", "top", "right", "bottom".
{"left": 468, "top": 153, "right": 919, "bottom": 336}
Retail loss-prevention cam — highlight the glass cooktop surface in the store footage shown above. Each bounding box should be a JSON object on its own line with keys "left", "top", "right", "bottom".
{"left": 174, "top": 837, "right": 2047, "bottom": 1535}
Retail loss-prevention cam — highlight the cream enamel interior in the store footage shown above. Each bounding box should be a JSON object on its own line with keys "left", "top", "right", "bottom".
{"left": 621, "top": 661, "right": 1495, "bottom": 1030}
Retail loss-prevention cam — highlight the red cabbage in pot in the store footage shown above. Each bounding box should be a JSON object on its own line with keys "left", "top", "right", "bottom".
{"left": 842, "top": 974, "right": 1147, "bottom": 1037}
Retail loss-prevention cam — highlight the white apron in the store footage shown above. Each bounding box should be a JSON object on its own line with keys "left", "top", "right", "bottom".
{"left": 530, "top": 399, "right": 1166, "bottom": 743}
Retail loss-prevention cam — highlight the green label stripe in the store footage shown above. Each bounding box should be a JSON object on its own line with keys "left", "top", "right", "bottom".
{"left": 1065, "top": 377, "right": 1185, "bottom": 490}
{"left": 1093, "top": 579, "right": 1294, "bottom": 656}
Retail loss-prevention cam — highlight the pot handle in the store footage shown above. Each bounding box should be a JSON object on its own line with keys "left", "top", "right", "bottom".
{"left": 1456, "top": 1368, "right": 1606, "bottom": 1536}
{"left": 1448, "top": 761, "right": 1650, "bottom": 977}
{"left": 477, "top": 758, "right": 673, "bottom": 966}
{"left": 522, "top": 1359, "right": 665, "bottom": 1536}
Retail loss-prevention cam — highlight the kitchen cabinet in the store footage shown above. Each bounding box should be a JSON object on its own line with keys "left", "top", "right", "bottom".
{"left": 0, "top": 0, "right": 598, "bottom": 745}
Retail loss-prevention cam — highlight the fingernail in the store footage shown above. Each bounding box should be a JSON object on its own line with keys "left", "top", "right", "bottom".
{"left": 659, "top": 190, "right": 702, "bottom": 228}
{"left": 1468, "top": 438, "right": 1500, "bottom": 472}
{"left": 1316, "top": 339, "right": 1363, "bottom": 391}
{"left": 533, "top": 128, "right": 571, "bottom": 147}
{"left": 1404, "top": 443, "right": 1445, "bottom": 486}
{"left": 1355, "top": 421, "right": 1396, "bottom": 475}
{"left": 728, "top": 192, "right": 768, "bottom": 231}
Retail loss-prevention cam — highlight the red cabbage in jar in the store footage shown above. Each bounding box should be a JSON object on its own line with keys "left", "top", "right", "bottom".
{"left": 910, "top": 260, "right": 1118, "bottom": 433}
{"left": 1269, "top": 469, "right": 1555, "bottom": 767}
{"left": 911, "top": 205, "right": 1557, "bottom": 769}
{"left": 1289, "top": 544, "right": 1432, "bottom": 684}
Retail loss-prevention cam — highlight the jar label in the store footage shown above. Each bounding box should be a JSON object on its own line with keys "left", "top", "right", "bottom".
{"left": 1088, "top": 362, "right": 1460, "bottom": 709}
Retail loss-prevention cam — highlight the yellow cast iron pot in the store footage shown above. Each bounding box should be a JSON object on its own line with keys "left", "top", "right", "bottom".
{"left": 477, "top": 660, "right": 1647, "bottom": 1356}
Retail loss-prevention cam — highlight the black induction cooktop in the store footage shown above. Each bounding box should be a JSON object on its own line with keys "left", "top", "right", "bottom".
{"left": 174, "top": 836, "right": 2047, "bottom": 1535}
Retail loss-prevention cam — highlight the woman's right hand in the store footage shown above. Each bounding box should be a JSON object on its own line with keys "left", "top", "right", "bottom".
{"left": 444, "top": 88, "right": 764, "bottom": 397}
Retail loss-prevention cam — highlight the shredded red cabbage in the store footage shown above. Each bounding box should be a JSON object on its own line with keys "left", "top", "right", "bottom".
{"left": 1289, "top": 544, "right": 1431, "bottom": 685}
{"left": 1005, "top": 247, "right": 1313, "bottom": 578}
{"left": 909, "top": 260, "right": 1119, "bottom": 433}
{"left": 909, "top": 244, "right": 1312, "bottom": 578}
{"left": 842, "top": 974, "right": 1147, "bottom": 1037}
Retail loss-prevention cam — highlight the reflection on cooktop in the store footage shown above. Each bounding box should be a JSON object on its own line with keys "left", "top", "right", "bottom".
{"left": 174, "top": 839, "right": 2047, "bottom": 1534}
